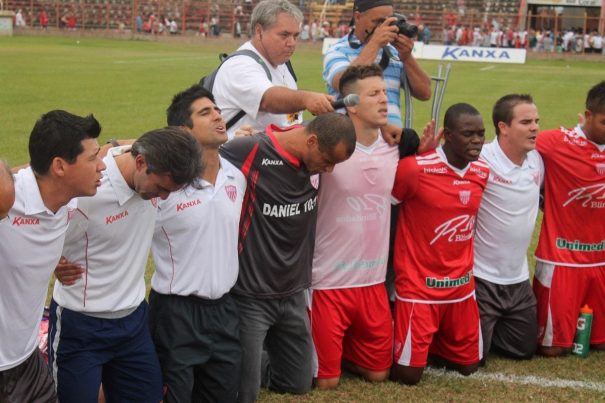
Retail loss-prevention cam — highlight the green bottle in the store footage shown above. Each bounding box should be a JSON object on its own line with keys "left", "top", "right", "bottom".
{"left": 572, "top": 305, "right": 593, "bottom": 358}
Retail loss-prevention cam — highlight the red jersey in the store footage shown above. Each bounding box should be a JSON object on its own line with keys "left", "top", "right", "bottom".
{"left": 392, "top": 148, "right": 489, "bottom": 302}
{"left": 535, "top": 126, "right": 605, "bottom": 266}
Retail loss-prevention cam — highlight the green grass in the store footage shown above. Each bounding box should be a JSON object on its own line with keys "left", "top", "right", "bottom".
{"left": 2, "top": 34, "right": 605, "bottom": 402}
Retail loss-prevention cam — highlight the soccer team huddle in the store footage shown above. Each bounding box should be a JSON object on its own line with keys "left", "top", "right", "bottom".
{"left": 1, "top": 0, "right": 605, "bottom": 402}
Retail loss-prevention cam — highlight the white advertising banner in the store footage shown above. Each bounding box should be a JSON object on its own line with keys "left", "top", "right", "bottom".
{"left": 323, "top": 39, "right": 527, "bottom": 64}
{"left": 418, "top": 44, "right": 527, "bottom": 64}
{"left": 527, "top": 0, "right": 601, "bottom": 7}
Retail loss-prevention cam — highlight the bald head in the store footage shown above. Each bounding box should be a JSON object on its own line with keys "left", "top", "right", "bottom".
{"left": 0, "top": 160, "right": 15, "bottom": 220}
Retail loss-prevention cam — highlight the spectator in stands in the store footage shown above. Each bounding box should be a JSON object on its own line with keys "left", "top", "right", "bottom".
{"left": 15, "top": 9, "right": 26, "bottom": 27}
{"left": 39, "top": 10, "right": 48, "bottom": 29}
{"left": 211, "top": 0, "right": 334, "bottom": 139}
{"left": 135, "top": 14, "right": 143, "bottom": 32}
{"left": 0, "top": 110, "right": 105, "bottom": 402}
{"left": 169, "top": 18, "right": 177, "bottom": 35}
{"left": 67, "top": 13, "right": 76, "bottom": 30}
{"left": 323, "top": 0, "right": 431, "bottom": 129}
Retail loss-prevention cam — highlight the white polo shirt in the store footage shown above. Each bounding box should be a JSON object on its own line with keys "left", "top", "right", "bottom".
{"left": 0, "top": 168, "right": 74, "bottom": 371}
{"left": 474, "top": 140, "right": 544, "bottom": 285}
{"left": 53, "top": 147, "right": 157, "bottom": 316}
{"left": 213, "top": 41, "right": 303, "bottom": 139}
{"left": 151, "top": 157, "right": 246, "bottom": 299}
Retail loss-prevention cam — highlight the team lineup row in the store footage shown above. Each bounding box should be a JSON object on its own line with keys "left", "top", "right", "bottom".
{"left": 1, "top": 0, "right": 605, "bottom": 402}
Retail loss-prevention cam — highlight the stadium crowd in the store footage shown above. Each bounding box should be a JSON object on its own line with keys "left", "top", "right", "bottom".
{"left": 1, "top": 0, "right": 605, "bottom": 401}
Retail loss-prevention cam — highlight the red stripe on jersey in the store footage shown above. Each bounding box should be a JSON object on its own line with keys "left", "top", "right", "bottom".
{"left": 266, "top": 125, "right": 302, "bottom": 169}
{"left": 83, "top": 231, "right": 89, "bottom": 308}
{"left": 239, "top": 170, "right": 259, "bottom": 253}
{"left": 240, "top": 143, "right": 260, "bottom": 177}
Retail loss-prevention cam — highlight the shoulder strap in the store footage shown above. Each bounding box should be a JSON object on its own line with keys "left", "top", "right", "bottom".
{"left": 206, "top": 49, "right": 273, "bottom": 130}
{"left": 286, "top": 60, "right": 297, "bottom": 82}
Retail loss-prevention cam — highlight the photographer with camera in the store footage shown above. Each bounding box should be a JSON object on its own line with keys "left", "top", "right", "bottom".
{"left": 323, "top": 0, "right": 431, "bottom": 130}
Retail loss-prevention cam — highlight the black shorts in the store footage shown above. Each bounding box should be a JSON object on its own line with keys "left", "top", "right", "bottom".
{"left": 475, "top": 277, "right": 537, "bottom": 360}
{"left": 0, "top": 348, "right": 57, "bottom": 402}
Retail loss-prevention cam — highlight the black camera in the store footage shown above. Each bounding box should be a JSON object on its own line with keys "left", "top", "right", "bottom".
{"left": 391, "top": 13, "right": 418, "bottom": 38}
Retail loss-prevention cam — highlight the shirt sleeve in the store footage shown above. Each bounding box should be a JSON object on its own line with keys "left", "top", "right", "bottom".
{"left": 214, "top": 55, "right": 274, "bottom": 120}
{"left": 323, "top": 44, "right": 350, "bottom": 94}
{"left": 392, "top": 156, "right": 419, "bottom": 203}
{"left": 219, "top": 136, "right": 260, "bottom": 171}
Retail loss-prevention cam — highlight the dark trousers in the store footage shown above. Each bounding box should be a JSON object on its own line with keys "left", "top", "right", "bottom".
{"left": 149, "top": 290, "right": 241, "bottom": 403}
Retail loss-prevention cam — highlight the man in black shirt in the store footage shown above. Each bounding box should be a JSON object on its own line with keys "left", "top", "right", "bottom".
{"left": 220, "top": 113, "right": 356, "bottom": 402}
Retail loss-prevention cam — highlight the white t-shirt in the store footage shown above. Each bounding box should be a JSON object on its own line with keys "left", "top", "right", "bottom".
{"left": 53, "top": 147, "right": 157, "bottom": 315}
{"left": 312, "top": 135, "right": 398, "bottom": 289}
{"left": 151, "top": 158, "right": 246, "bottom": 299}
{"left": 0, "top": 168, "right": 74, "bottom": 370}
{"left": 474, "top": 140, "right": 544, "bottom": 284}
{"left": 212, "top": 41, "right": 303, "bottom": 139}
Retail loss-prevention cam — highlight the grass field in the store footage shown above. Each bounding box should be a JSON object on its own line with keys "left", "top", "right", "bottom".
{"left": 2, "top": 34, "right": 605, "bottom": 402}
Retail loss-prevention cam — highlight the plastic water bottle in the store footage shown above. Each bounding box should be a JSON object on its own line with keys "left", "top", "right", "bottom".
{"left": 572, "top": 305, "right": 593, "bottom": 358}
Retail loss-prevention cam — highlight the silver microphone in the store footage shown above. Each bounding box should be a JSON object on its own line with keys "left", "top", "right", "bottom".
{"left": 331, "top": 94, "right": 360, "bottom": 109}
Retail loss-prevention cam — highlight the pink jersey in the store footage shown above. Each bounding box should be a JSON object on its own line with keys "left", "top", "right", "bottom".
{"left": 535, "top": 126, "right": 605, "bottom": 266}
{"left": 392, "top": 149, "right": 489, "bottom": 302}
{"left": 312, "top": 136, "right": 398, "bottom": 289}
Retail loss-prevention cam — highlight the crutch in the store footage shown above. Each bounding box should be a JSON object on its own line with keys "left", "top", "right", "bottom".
{"left": 431, "top": 63, "right": 452, "bottom": 136}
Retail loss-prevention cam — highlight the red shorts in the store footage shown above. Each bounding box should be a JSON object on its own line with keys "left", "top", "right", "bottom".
{"left": 533, "top": 262, "right": 605, "bottom": 348}
{"left": 311, "top": 284, "right": 393, "bottom": 379}
{"left": 393, "top": 295, "right": 481, "bottom": 368}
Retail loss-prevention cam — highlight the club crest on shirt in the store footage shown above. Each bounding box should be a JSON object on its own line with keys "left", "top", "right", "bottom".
{"left": 459, "top": 190, "right": 471, "bottom": 205}
{"left": 532, "top": 172, "right": 541, "bottom": 186}
{"left": 596, "top": 163, "right": 605, "bottom": 176}
{"left": 362, "top": 167, "right": 378, "bottom": 185}
{"left": 225, "top": 185, "right": 237, "bottom": 202}
{"left": 310, "top": 174, "right": 320, "bottom": 189}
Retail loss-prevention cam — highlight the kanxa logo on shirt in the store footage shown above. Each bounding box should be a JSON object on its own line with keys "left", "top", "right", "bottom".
{"left": 105, "top": 210, "right": 129, "bottom": 225}
{"left": 12, "top": 216, "right": 40, "bottom": 226}
{"left": 176, "top": 199, "right": 201, "bottom": 212}
{"left": 261, "top": 158, "right": 284, "bottom": 166}
{"left": 493, "top": 175, "right": 512, "bottom": 185}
